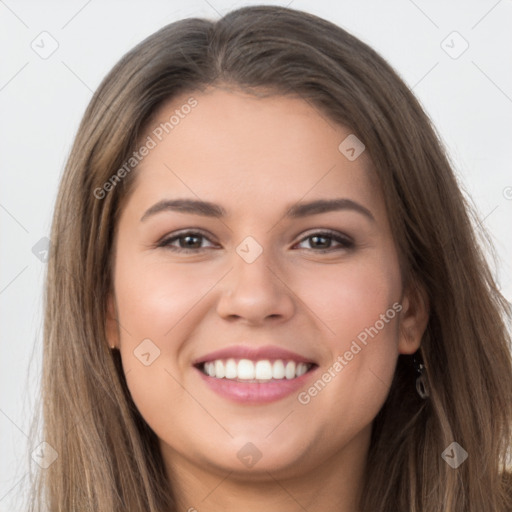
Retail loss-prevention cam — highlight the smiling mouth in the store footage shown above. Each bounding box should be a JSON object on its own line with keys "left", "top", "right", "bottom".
{"left": 196, "top": 358, "right": 317, "bottom": 382}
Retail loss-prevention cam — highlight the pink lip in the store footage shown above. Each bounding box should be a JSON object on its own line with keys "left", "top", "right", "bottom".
{"left": 195, "top": 366, "right": 318, "bottom": 404}
{"left": 192, "top": 345, "right": 318, "bottom": 404}
{"left": 193, "top": 344, "right": 315, "bottom": 365}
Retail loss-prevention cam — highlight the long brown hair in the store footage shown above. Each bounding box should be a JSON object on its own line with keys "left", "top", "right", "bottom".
{"left": 27, "top": 5, "right": 512, "bottom": 511}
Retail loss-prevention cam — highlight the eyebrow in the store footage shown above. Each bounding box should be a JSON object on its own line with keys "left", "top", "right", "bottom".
{"left": 140, "top": 198, "right": 375, "bottom": 222}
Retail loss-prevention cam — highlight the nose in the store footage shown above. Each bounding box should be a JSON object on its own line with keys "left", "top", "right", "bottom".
{"left": 216, "top": 246, "right": 296, "bottom": 326}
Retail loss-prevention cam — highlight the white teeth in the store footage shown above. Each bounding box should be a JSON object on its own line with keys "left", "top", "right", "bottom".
{"left": 255, "top": 360, "right": 273, "bottom": 380}
{"left": 201, "top": 358, "right": 312, "bottom": 381}
{"left": 214, "top": 360, "right": 225, "bottom": 378}
{"left": 272, "top": 360, "right": 285, "bottom": 379}
{"left": 225, "top": 358, "right": 237, "bottom": 379}
{"left": 285, "top": 361, "right": 296, "bottom": 379}
{"left": 237, "top": 359, "right": 255, "bottom": 380}
{"left": 206, "top": 361, "right": 215, "bottom": 377}
{"left": 296, "top": 362, "right": 308, "bottom": 377}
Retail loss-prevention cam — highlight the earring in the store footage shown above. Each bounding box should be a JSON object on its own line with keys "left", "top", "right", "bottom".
{"left": 413, "top": 354, "right": 429, "bottom": 399}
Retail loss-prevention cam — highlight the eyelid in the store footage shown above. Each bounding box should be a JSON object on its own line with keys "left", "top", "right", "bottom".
{"left": 157, "top": 227, "right": 212, "bottom": 242}
{"left": 296, "top": 228, "right": 352, "bottom": 242}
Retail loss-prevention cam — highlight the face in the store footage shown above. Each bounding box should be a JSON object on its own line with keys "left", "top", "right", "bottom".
{"left": 106, "top": 88, "right": 426, "bottom": 482}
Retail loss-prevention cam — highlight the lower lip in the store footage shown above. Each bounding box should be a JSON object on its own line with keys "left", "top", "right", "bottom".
{"left": 195, "top": 367, "right": 317, "bottom": 404}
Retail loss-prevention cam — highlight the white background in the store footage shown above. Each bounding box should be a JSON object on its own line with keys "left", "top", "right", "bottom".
{"left": 1, "top": 0, "right": 511, "bottom": 509}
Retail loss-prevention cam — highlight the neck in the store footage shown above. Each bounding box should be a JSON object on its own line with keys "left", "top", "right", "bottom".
{"left": 161, "top": 426, "right": 370, "bottom": 512}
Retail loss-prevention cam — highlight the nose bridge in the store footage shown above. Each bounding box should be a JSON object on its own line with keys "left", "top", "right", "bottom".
{"left": 216, "top": 236, "right": 295, "bottom": 323}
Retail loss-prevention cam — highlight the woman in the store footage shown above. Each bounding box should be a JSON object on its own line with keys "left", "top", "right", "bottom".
{"left": 27, "top": 5, "right": 512, "bottom": 511}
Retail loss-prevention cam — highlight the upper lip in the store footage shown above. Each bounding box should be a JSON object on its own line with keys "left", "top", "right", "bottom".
{"left": 193, "top": 345, "right": 316, "bottom": 365}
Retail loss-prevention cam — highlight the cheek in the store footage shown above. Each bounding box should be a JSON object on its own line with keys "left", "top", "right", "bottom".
{"left": 113, "top": 256, "right": 219, "bottom": 341}
{"left": 297, "top": 255, "right": 402, "bottom": 417}
{"left": 301, "top": 255, "right": 402, "bottom": 349}
{"left": 112, "top": 258, "right": 204, "bottom": 438}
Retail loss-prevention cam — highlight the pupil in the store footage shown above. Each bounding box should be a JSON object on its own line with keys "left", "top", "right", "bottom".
{"left": 183, "top": 235, "right": 200, "bottom": 248}
{"left": 312, "top": 235, "right": 329, "bottom": 248}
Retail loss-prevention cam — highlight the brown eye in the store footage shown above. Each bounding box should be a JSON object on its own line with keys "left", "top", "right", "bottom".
{"left": 296, "top": 231, "right": 354, "bottom": 252}
{"left": 158, "top": 230, "right": 216, "bottom": 253}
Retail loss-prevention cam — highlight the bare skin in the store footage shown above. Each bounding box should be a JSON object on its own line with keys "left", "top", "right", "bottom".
{"left": 106, "top": 87, "right": 428, "bottom": 512}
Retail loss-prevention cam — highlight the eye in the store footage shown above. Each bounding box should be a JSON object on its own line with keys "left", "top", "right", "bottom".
{"left": 157, "top": 230, "right": 217, "bottom": 253}
{"left": 294, "top": 230, "right": 354, "bottom": 252}
{"left": 157, "top": 229, "right": 354, "bottom": 254}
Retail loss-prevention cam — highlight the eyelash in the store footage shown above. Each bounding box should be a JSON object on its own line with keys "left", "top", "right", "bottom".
{"left": 156, "top": 229, "right": 354, "bottom": 254}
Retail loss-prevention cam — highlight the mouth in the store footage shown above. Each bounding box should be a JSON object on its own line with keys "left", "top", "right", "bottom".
{"left": 192, "top": 345, "right": 318, "bottom": 403}
{"left": 195, "top": 358, "right": 316, "bottom": 382}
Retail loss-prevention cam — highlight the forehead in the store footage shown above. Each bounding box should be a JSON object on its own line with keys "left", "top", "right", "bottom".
{"left": 130, "top": 88, "right": 382, "bottom": 218}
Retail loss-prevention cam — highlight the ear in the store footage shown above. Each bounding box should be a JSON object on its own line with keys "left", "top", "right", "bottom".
{"left": 397, "top": 279, "right": 429, "bottom": 355}
{"left": 105, "top": 292, "right": 120, "bottom": 350}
